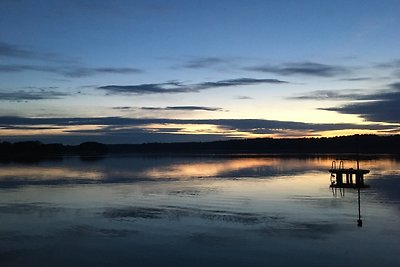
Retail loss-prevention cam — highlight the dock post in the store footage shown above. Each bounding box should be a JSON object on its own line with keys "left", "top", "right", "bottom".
{"left": 336, "top": 173, "right": 343, "bottom": 186}
{"left": 356, "top": 173, "right": 364, "bottom": 187}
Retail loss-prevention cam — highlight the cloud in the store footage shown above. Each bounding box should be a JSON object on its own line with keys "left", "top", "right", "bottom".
{"left": 98, "top": 78, "right": 287, "bottom": 95}
{"left": 98, "top": 82, "right": 189, "bottom": 94}
{"left": 182, "top": 57, "right": 231, "bottom": 69}
{"left": 288, "top": 89, "right": 368, "bottom": 101}
{"left": 0, "top": 90, "right": 69, "bottom": 101}
{"left": 322, "top": 98, "right": 400, "bottom": 123}
{"left": 195, "top": 78, "right": 287, "bottom": 89}
{"left": 62, "top": 67, "right": 142, "bottom": 77}
{"left": 235, "top": 96, "right": 253, "bottom": 100}
{"left": 141, "top": 106, "right": 224, "bottom": 112}
{"left": 0, "top": 116, "right": 395, "bottom": 135}
{"left": 0, "top": 41, "right": 142, "bottom": 77}
{"left": 320, "top": 82, "right": 400, "bottom": 123}
{"left": 374, "top": 60, "right": 400, "bottom": 77}
{"left": 111, "top": 106, "right": 135, "bottom": 110}
{"left": 0, "top": 64, "right": 54, "bottom": 73}
{"left": 0, "top": 42, "right": 37, "bottom": 59}
{"left": 339, "top": 77, "right": 372, "bottom": 82}
{"left": 0, "top": 64, "right": 142, "bottom": 77}
{"left": 375, "top": 59, "right": 400, "bottom": 69}
{"left": 247, "top": 62, "right": 348, "bottom": 77}
{"left": 203, "top": 119, "right": 392, "bottom": 133}
{"left": 390, "top": 82, "right": 400, "bottom": 90}
{"left": 0, "top": 125, "right": 62, "bottom": 130}
{"left": 0, "top": 41, "right": 77, "bottom": 64}
{"left": 1, "top": 116, "right": 397, "bottom": 144}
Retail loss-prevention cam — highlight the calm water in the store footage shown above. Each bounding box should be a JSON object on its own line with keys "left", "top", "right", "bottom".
{"left": 0, "top": 155, "right": 399, "bottom": 267}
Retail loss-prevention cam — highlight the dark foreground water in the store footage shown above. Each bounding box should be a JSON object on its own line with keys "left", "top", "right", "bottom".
{"left": 0, "top": 155, "right": 399, "bottom": 267}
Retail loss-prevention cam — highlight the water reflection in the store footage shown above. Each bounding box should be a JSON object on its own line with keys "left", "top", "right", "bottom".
{"left": 0, "top": 155, "right": 389, "bottom": 186}
{"left": 0, "top": 166, "right": 102, "bottom": 180}
{"left": 0, "top": 155, "right": 399, "bottom": 266}
{"left": 329, "top": 158, "right": 372, "bottom": 227}
{"left": 331, "top": 186, "right": 366, "bottom": 227}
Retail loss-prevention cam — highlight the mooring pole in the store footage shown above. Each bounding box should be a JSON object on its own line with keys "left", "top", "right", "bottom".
{"left": 357, "top": 188, "right": 362, "bottom": 227}
{"left": 356, "top": 135, "right": 360, "bottom": 170}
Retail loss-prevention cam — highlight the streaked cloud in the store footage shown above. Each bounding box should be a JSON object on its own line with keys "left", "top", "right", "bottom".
{"left": 0, "top": 90, "right": 69, "bottom": 101}
{"left": 196, "top": 78, "right": 287, "bottom": 89}
{"left": 141, "top": 106, "right": 224, "bottom": 112}
{"left": 98, "top": 78, "right": 287, "bottom": 95}
{"left": 247, "top": 62, "right": 348, "bottom": 77}
{"left": 111, "top": 106, "right": 135, "bottom": 110}
{"left": 339, "top": 77, "right": 372, "bottom": 82}
{"left": 0, "top": 64, "right": 142, "bottom": 77}
{"left": 63, "top": 67, "right": 143, "bottom": 77}
{"left": 182, "top": 57, "right": 230, "bottom": 69}
{"left": 288, "top": 89, "right": 367, "bottom": 101}
{"left": 235, "top": 96, "right": 253, "bottom": 100}
{"left": 320, "top": 82, "right": 400, "bottom": 123}
{"left": 0, "top": 64, "right": 54, "bottom": 73}
{"left": 0, "top": 116, "right": 395, "bottom": 138}
{"left": 98, "top": 82, "right": 189, "bottom": 94}
{"left": 0, "top": 42, "right": 38, "bottom": 59}
{"left": 375, "top": 59, "right": 400, "bottom": 69}
{"left": 0, "top": 41, "right": 79, "bottom": 65}
{"left": 0, "top": 41, "right": 142, "bottom": 78}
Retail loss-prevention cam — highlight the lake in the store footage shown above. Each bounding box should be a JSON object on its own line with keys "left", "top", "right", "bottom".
{"left": 0, "top": 155, "right": 399, "bottom": 267}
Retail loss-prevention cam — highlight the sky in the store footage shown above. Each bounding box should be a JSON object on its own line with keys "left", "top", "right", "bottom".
{"left": 1, "top": 0, "right": 400, "bottom": 144}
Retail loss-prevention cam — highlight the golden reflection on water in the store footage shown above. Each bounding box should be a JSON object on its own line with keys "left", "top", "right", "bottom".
{"left": 143, "top": 157, "right": 376, "bottom": 178}
{"left": 0, "top": 166, "right": 102, "bottom": 180}
{"left": 143, "top": 158, "right": 280, "bottom": 178}
{"left": 0, "top": 156, "right": 398, "bottom": 183}
{"left": 142, "top": 157, "right": 347, "bottom": 179}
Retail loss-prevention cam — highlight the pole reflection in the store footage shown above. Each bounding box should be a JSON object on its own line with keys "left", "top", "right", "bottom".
{"left": 329, "top": 159, "right": 369, "bottom": 227}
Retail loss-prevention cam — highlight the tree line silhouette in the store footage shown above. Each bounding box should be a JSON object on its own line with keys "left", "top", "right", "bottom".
{"left": 1, "top": 135, "right": 400, "bottom": 161}
{"left": 0, "top": 141, "right": 108, "bottom": 162}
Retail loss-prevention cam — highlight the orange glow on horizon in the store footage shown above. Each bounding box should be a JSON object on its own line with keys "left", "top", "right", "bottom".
{"left": 1, "top": 122, "right": 398, "bottom": 140}
{"left": 0, "top": 125, "right": 105, "bottom": 136}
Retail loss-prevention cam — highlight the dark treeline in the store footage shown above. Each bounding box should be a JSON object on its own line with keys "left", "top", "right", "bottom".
{"left": 108, "top": 134, "right": 400, "bottom": 154}
{"left": 1, "top": 135, "right": 400, "bottom": 161}
{"left": 0, "top": 141, "right": 108, "bottom": 162}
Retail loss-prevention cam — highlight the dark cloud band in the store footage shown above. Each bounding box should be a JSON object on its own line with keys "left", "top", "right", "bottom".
{"left": 319, "top": 82, "right": 400, "bottom": 123}
{"left": 98, "top": 78, "right": 287, "bottom": 95}
{"left": 141, "top": 106, "right": 224, "bottom": 111}
{"left": 0, "top": 64, "right": 142, "bottom": 77}
{"left": 0, "top": 90, "right": 69, "bottom": 101}
{"left": 0, "top": 116, "right": 394, "bottom": 132}
{"left": 247, "top": 62, "right": 348, "bottom": 77}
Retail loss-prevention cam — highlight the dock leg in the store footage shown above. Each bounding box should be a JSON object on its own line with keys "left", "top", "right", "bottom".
{"left": 337, "top": 173, "right": 343, "bottom": 186}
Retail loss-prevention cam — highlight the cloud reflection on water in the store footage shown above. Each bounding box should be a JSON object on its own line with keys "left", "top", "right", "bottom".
{"left": 0, "top": 156, "right": 343, "bottom": 187}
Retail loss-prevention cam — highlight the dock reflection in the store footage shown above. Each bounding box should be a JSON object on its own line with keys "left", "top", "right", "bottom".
{"left": 329, "top": 160, "right": 369, "bottom": 227}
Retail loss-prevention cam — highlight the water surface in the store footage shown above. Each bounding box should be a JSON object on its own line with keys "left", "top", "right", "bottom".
{"left": 1, "top": 155, "right": 399, "bottom": 266}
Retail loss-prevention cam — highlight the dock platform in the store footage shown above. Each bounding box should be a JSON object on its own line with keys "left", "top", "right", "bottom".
{"left": 329, "top": 160, "right": 370, "bottom": 188}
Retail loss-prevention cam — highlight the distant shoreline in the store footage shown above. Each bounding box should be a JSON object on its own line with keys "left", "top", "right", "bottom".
{"left": 1, "top": 134, "right": 400, "bottom": 162}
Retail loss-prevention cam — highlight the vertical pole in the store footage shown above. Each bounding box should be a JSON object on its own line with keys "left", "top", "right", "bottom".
{"left": 356, "top": 135, "right": 360, "bottom": 170}
{"left": 357, "top": 188, "right": 362, "bottom": 227}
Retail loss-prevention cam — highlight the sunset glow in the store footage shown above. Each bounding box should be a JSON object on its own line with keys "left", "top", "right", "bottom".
{"left": 1, "top": 1, "right": 399, "bottom": 143}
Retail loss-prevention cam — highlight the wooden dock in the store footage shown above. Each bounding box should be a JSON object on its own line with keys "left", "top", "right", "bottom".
{"left": 329, "top": 161, "right": 370, "bottom": 188}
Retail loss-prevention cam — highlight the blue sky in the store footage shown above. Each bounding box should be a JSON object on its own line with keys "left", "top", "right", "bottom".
{"left": 1, "top": 0, "right": 400, "bottom": 144}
